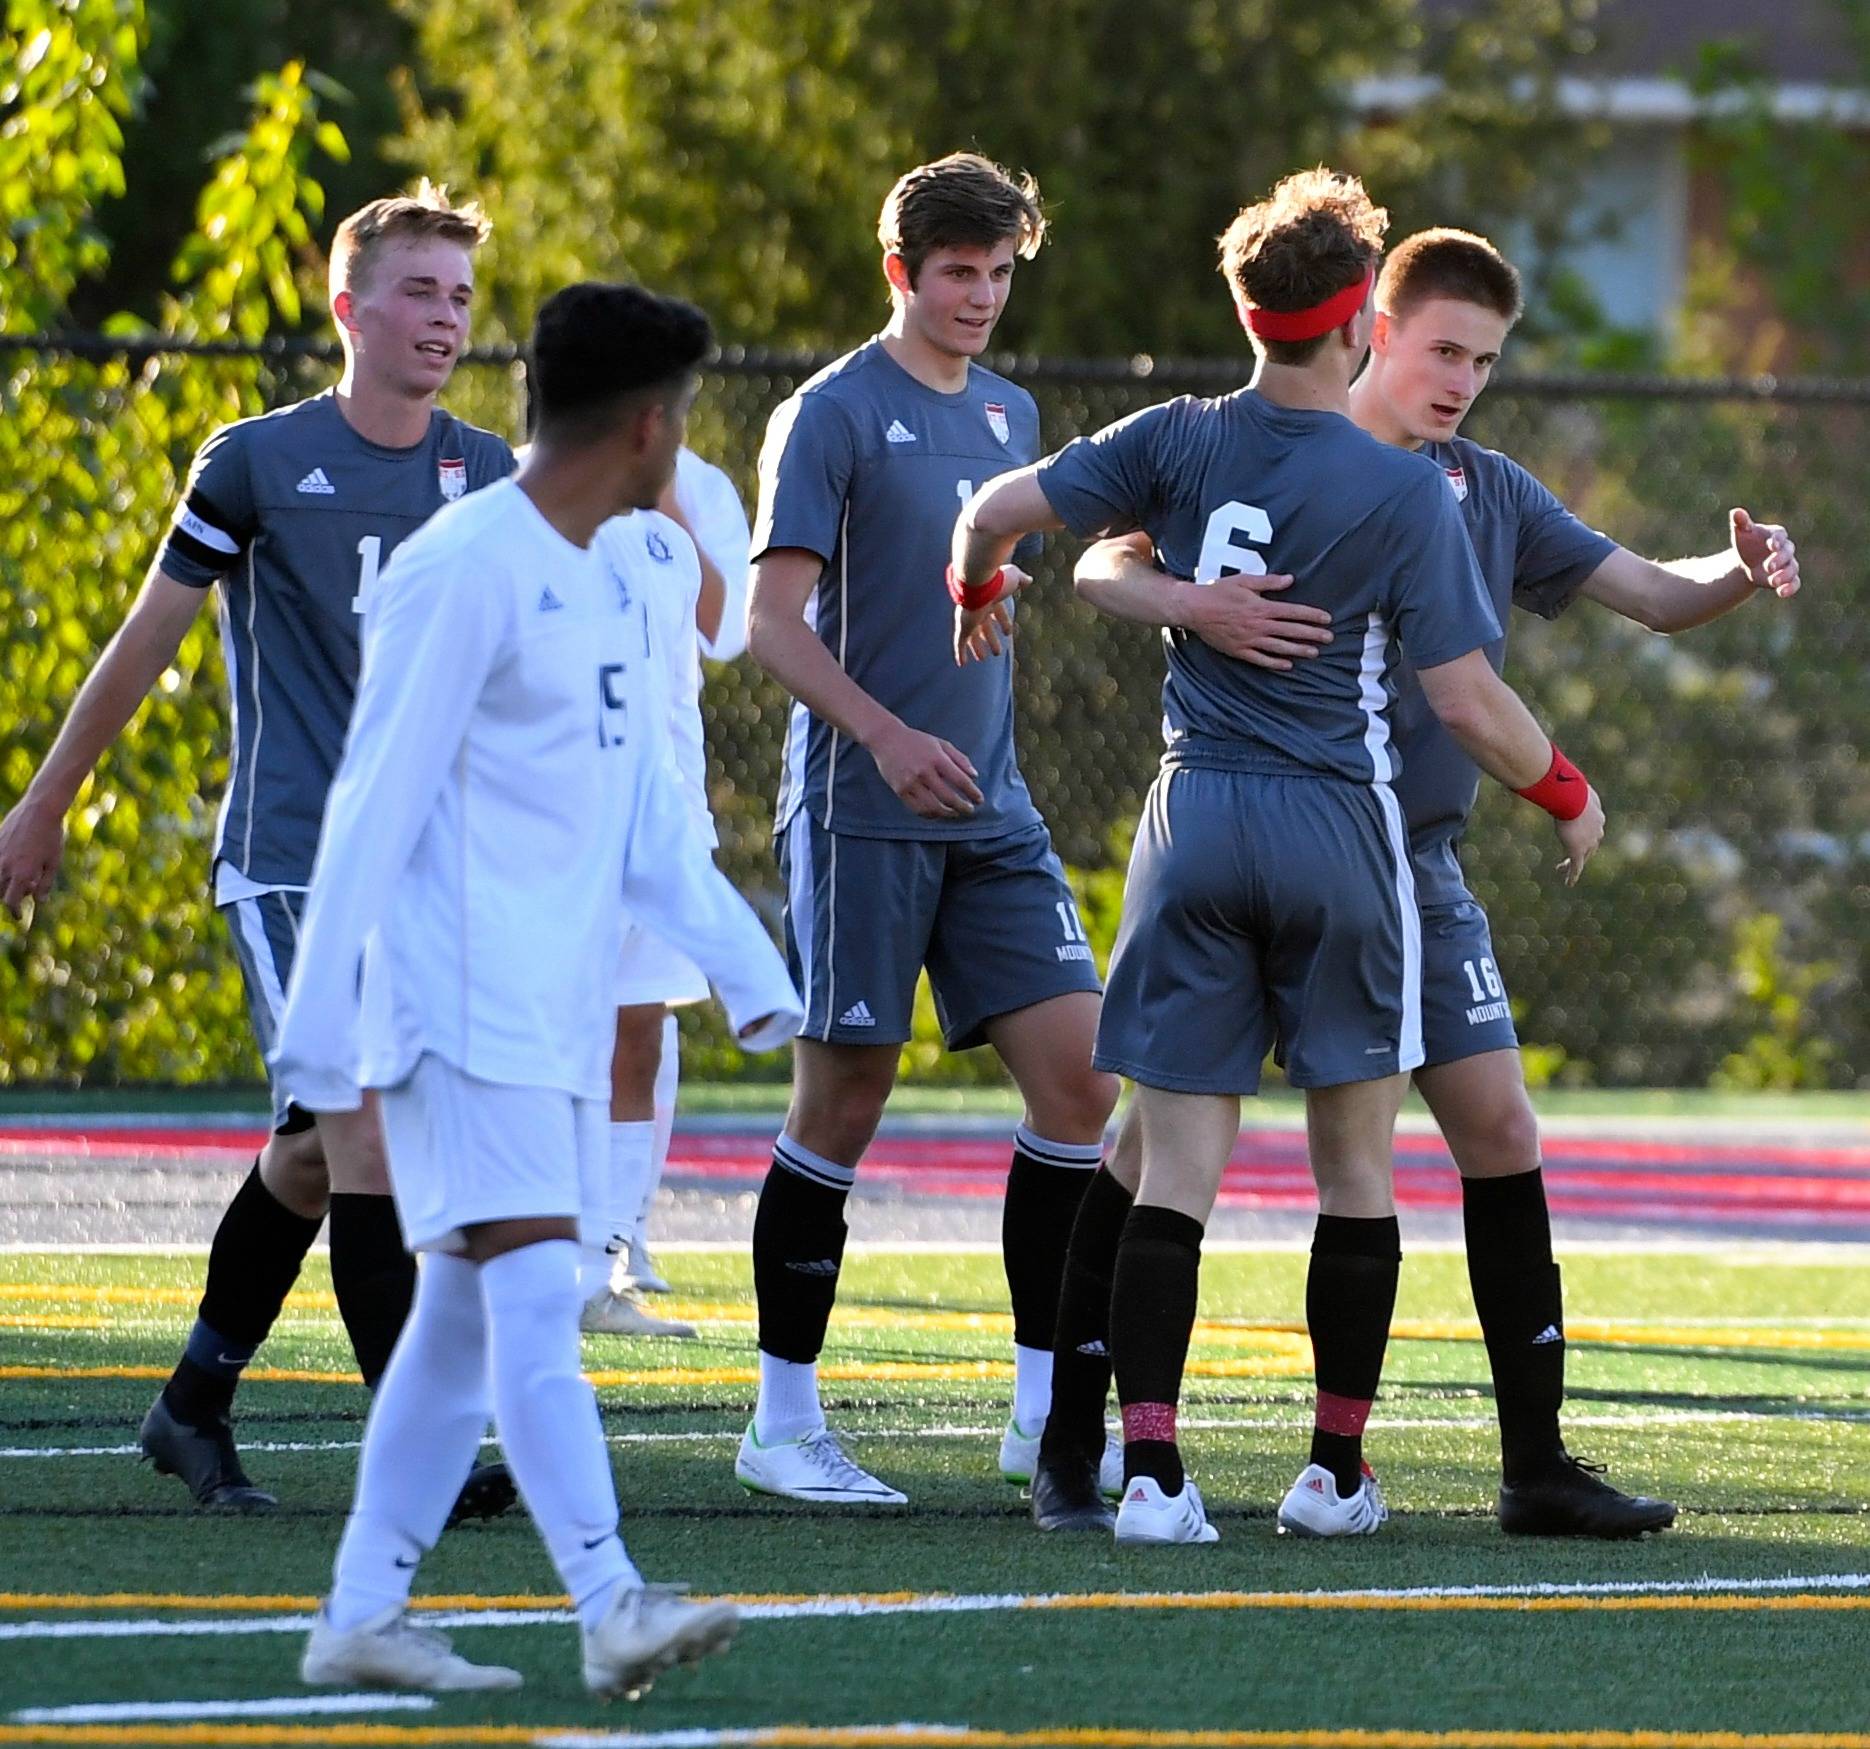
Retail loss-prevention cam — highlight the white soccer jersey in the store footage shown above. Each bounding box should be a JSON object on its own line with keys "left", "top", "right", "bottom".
{"left": 674, "top": 446, "right": 752, "bottom": 663}
{"left": 270, "top": 476, "right": 802, "bottom": 1112}
{"left": 615, "top": 506, "right": 714, "bottom": 845}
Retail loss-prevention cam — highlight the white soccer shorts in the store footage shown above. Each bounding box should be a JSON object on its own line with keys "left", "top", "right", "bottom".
{"left": 615, "top": 912, "right": 710, "bottom": 1008}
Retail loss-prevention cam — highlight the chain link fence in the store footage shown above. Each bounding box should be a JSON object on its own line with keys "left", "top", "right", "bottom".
{"left": 3, "top": 336, "right": 1865, "bottom": 1089}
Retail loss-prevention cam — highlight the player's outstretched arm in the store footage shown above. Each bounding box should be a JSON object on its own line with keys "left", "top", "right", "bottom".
{"left": 1072, "top": 535, "right": 1329, "bottom": 670}
{"left": 748, "top": 547, "right": 982, "bottom": 819}
{"left": 0, "top": 569, "right": 205, "bottom": 917}
{"left": 949, "top": 465, "right": 1062, "bottom": 666}
{"left": 1580, "top": 508, "right": 1800, "bottom": 633}
{"left": 1416, "top": 650, "right": 1605, "bottom": 885}
{"left": 618, "top": 743, "right": 803, "bottom": 1054}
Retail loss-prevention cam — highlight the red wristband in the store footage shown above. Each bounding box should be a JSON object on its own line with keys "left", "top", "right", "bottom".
{"left": 1515, "top": 745, "right": 1591, "bottom": 820}
{"left": 945, "top": 563, "right": 1006, "bottom": 612}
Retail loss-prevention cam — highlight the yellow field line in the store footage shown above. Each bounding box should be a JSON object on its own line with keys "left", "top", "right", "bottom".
{"left": 3, "top": 1283, "right": 1865, "bottom": 1352}
{"left": 0, "top": 1354, "right": 1315, "bottom": 1385}
{"left": 5, "top": 1588, "right": 1868, "bottom": 1617}
{"left": 3, "top": 1724, "right": 1870, "bottom": 1747}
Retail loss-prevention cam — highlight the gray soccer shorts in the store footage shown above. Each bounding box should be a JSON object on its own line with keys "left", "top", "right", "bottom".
{"left": 1418, "top": 897, "right": 1520, "bottom": 1069}
{"left": 1093, "top": 765, "right": 1424, "bottom": 1094}
{"left": 777, "top": 815, "right": 1102, "bottom": 1050}
{"left": 219, "top": 889, "right": 314, "bottom": 1133}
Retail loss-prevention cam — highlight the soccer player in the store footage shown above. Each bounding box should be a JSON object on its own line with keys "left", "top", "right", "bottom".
{"left": 274, "top": 282, "right": 801, "bottom": 1696}
{"left": 582, "top": 448, "right": 754, "bottom": 1334}
{"left": 952, "top": 169, "right": 1603, "bottom": 1544}
{"left": 1072, "top": 226, "right": 1799, "bottom": 1536}
{"left": 741, "top": 152, "right": 1119, "bottom": 1505}
{"left": 0, "top": 185, "right": 516, "bottom": 1518}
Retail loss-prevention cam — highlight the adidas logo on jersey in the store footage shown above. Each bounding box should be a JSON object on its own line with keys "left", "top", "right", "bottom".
{"left": 295, "top": 467, "right": 336, "bottom": 495}
{"left": 538, "top": 586, "right": 565, "bottom": 612}
{"left": 1531, "top": 1324, "right": 1564, "bottom": 1345}
{"left": 839, "top": 1000, "right": 877, "bottom": 1027}
{"left": 884, "top": 420, "right": 916, "bottom": 444}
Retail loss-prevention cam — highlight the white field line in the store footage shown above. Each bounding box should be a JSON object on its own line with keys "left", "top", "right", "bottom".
{"left": 9, "top": 1404, "right": 1870, "bottom": 1464}
{"left": 10, "top": 1694, "right": 434, "bottom": 1723}
{"left": 5, "top": 1573, "right": 1870, "bottom": 1643}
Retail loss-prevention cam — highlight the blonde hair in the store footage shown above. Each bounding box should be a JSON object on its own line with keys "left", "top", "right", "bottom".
{"left": 328, "top": 179, "right": 491, "bottom": 302}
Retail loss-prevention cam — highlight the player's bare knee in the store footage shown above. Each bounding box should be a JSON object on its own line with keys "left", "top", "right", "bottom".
{"left": 609, "top": 1003, "right": 665, "bottom": 1117}
{"left": 1021, "top": 1061, "right": 1120, "bottom": 1148}
{"left": 259, "top": 1124, "right": 329, "bottom": 1219}
{"left": 318, "top": 1105, "right": 394, "bottom": 1197}
{"left": 1311, "top": 1154, "right": 1396, "bottom": 1219}
{"left": 787, "top": 1043, "right": 896, "bottom": 1164}
{"left": 1451, "top": 1091, "right": 1542, "bottom": 1180}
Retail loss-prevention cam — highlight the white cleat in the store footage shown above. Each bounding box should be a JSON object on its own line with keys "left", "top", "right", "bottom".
{"left": 580, "top": 1288, "right": 696, "bottom": 1340}
{"left": 1113, "top": 1474, "right": 1220, "bottom": 1545}
{"left": 583, "top": 1584, "right": 738, "bottom": 1702}
{"left": 735, "top": 1422, "right": 907, "bottom": 1504}
{"left": 301, "top": 1605, "right": 522, "bottom": 1692}
{"left": 998, "top": 1418, "right": 1123, "bottom": 1498}
{"left": 620, "top": 1235, "right": 673, "bottom": 1295}
{"left": 1277, "top": 1462, "right": 1389, "bottom": 1537}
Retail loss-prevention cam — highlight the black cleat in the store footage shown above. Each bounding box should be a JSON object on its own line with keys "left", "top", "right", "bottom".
{"left": 138, "top": 1395, "right": 277, "bottom": 1512}
{"left": 1498, "top": 1451, "right": 1676, "bottom": 1539}
{"left": 446, "top": 1460, "right": 518, "bottom": 1527}
{"left": 1031, "top": 1453, "right": 1119, "bottom": 1532}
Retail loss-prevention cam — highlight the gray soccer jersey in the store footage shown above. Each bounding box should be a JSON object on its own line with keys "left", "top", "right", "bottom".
{"left": 752, "top": 338, "right": 1043, "bottom": 841}
{"left": 1036, "top": 393, "right": 1501, "bottom": 784}
{"left": 158, "top": 392, "right": 515, "bottom": 886}
{"left": 1390, "top": 436, "right": 1616, "bottom": 905}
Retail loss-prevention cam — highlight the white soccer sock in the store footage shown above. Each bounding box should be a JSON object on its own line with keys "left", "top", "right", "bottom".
{"left": 328, "top": 1252, "right": 489, "bottom": 1632}
{"left": 634, "top": 1014, "right": 681, "bottom": 1245}
{"left": 583, "top": 1120, "right": 653, "bottom": 1298}
{"left": 754, "top": 1351, "right": 824, "bottom": 1445}
{"left": 482, "top": 1240, "right": 640, "bottom": 1631}
{"left": 1013, "top": 1343, "right": 1055, "bottom": 1433}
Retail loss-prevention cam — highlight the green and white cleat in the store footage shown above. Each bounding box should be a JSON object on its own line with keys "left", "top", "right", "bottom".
{"left": 998, "top": 1417, "right": 1123, "bottom": 1498}
{"left": 735, "top": 1422, "right": 907, "bottom": 1504}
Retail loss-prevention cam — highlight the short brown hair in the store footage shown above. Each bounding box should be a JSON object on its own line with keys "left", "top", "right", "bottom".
{"left": 1217, "top": 168, "right": 1389, "bottom": 365}
{"left": 329, "top": 179, "right": 492, "bottom": 302}
{"left": 1378, "top": 228, "right": 1523, "bottom": 327}
{"left": 877, "top": 152, "right": 1046, "bottom": 287}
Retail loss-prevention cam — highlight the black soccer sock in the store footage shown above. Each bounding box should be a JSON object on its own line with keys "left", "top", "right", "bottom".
{"left": 1463, "top": 1168, "right": 1566, "bottom": 1481}
{"left": 1306, "top": 1213, "right": 1402, "bottom": 1496}
{"left": 752, "top": 1136, "right": 855, "bottom": 1363}
{"left": 1110, "top": 1203, "right": 1204, "bottom": 1496}
{"left": 163, "top": 1159, "right": 322, "bottom": 1427}
{"left": 1039, "top": 1165, "right": 1133, "bottom": 1464}
{"left": 1002, "top": 1126, "right": 1101, "bottom": 1353}
{"left": 328, "top": 1193, "right": 415, "bottom": 1390}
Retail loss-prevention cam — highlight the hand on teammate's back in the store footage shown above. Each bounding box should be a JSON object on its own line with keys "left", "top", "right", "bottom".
{"left": 1730, "top": 508, "right": 1799, "bottom": 599}
{"left": 866, "top": 718, "right": 982, "bottom": 819}
{"left": 1554, "top": 785, "right": 1605, "bottom": 887}
{"left": 1186, "top": 572, "right": 1333, "bottom": 669}
{"left": 954, "top": 564, "right": 1032, "bottom": 665}
{"left": 0, "top": 798, "right": 64, "bottom": 918}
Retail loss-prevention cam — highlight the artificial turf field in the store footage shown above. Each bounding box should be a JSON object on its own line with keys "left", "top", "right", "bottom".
{"left": 2, "top": 1242, "right": 1868, "bottom": 1746}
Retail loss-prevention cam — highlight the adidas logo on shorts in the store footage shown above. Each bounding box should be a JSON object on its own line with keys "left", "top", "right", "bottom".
{"left": 839, "top": 1000, "right": 877, "bottom": 1027}
{"left": 295, "top": 467, "right": 336, "bottom": 495}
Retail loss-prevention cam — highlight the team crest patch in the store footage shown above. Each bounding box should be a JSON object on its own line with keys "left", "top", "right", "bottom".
{"left": 1445, "top": 467, "right": 1468, "bottom": 503}
{"left": 984, "top": 402, "right": 1010, "bottom": 445}
{"left": 646, "top": 529, "right": 675, "bottom": 563}
{"left": 438, "top": 457, "right": 467, "bottom": 501}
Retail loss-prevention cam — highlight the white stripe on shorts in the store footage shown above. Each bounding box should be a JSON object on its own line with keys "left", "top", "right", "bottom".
{"left": 229, "top": 896, "right": 290, "bottom": 1039}
{"left": 1357, "top": 613, "right": 1423, "bottom": 1071}
{"left": 786, "top": 812, "right": 823, "bottom": 1039}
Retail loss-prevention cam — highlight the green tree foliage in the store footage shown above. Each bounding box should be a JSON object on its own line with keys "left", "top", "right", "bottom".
{"left": 0, "top": 0, "right": 144, "bottom": 329}
{"left": 396, "top": 0, "right": 1611, "bottom": 353}
{"left": 0, "top": 11, "right": 347, "bottom": 1084}
{"left": 1680, "top": 6, "right": 1870, "bottom": 375}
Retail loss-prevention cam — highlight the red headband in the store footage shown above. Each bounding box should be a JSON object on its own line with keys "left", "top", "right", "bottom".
{"left": 1244, "top": 268, "right": 1374, "bottom": 342}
